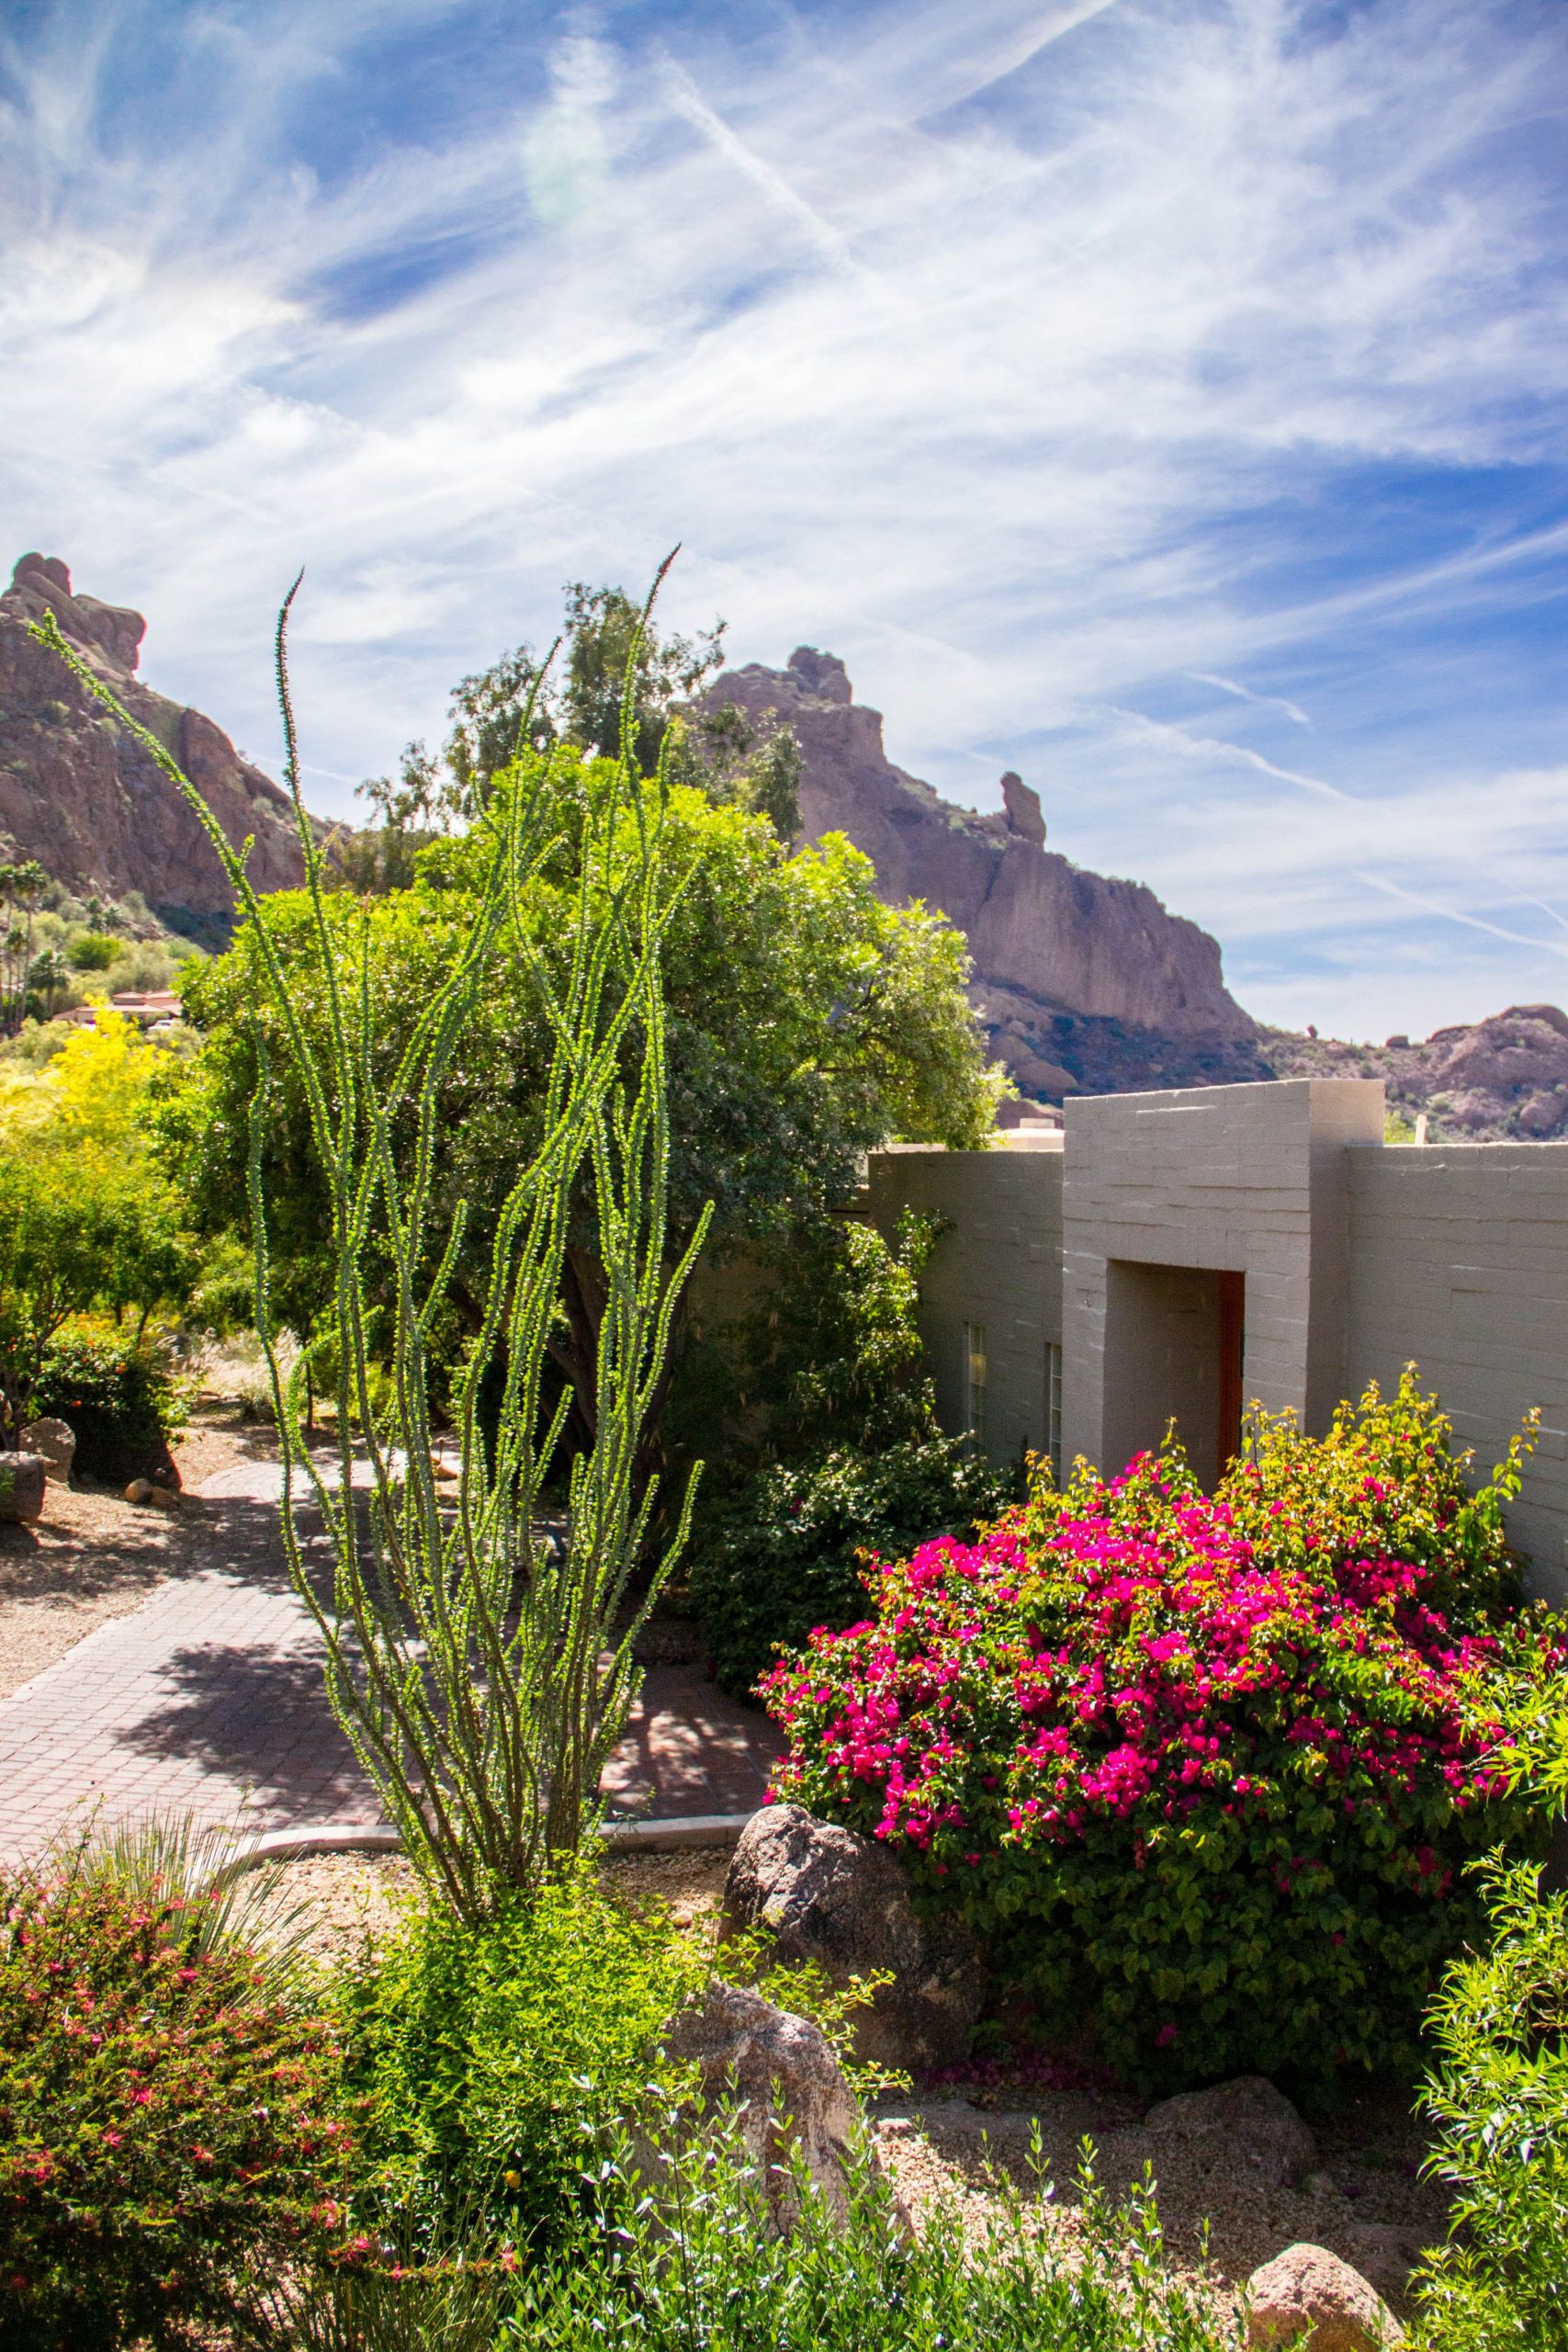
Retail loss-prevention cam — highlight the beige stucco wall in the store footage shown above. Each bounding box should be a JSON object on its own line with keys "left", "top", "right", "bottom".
{"left": 865, "top": 1140, "right": 1064, "bottom": 1466}
{"left": 1348, "top": 1141, "right": 1568, "bottom": 1602}
{"left": 1061, "top": 1078, "right": 1385, "bottom": 1476}
{"left": 867, "top": 1090, "right": 1568, "bottom": 1593}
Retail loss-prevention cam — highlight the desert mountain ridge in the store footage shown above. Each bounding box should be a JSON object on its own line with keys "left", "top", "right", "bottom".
{"left": 1, "top": 554, "right": 1561, "bottom": 1142}
{"left": 709, "top": 646, "right": 1267, "bottom": 1098}
{"left": 0, "top": 552, "right": 310, "bottom": 939}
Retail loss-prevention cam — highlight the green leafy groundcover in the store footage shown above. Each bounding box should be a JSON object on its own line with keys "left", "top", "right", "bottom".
{"left": 1415, "top": 1854, "right": 1568, "bottom": 2351}
{"left": 338, "top": 1860, "right": 708, "bottom": 2250}
{"left": 765, "top": 1374, "right": 1563, "bottom": 2092}
{"left": 265, "top": 2115, "right": 1247, "bottom": 2351}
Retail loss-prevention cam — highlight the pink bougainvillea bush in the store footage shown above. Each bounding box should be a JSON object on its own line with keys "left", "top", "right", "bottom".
{"left": 764, "top": 1374, "right": 1565, "bottom": 2092}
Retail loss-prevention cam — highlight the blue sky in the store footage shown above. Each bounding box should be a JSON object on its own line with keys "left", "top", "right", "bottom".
{"left": 2, "top": 0, "right": 1565, "bottom": 1037}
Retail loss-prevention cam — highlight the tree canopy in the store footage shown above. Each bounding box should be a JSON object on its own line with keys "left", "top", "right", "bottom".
{"left": 0, "top": 1006, "right": 204, "bottom": 1440}
{"left": 339, "top": 582, "right": 799, "bottom": 894}
{"left": 161, "top": 750, "right": 998, "bottom": 1427}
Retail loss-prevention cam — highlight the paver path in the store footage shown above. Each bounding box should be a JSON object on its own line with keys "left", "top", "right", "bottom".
{"left": 0, "top": 1456, "right": 779, "bottom": 1866}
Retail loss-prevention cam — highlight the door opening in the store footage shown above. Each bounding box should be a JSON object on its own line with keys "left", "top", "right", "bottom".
{"left": 1217, "top": 1270, "right": 1246, "bottom": 1477}
{"left": 1101, "top": 1261, "right": 1247, "bottom": 1489}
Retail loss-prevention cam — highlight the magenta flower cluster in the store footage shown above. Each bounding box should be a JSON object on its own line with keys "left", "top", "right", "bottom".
{"left": 763, "top": 1380, "right": 1563, "bottom": 2087}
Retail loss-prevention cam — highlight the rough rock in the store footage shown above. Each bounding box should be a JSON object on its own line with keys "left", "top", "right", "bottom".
{"left": 1262, "top": 1004, "right": 1568, "bottom": 1145}
{"left": 1000, "top": 769, "right": 1046, "bottom": 846}
{"left": 660, "top": 1979, "right": 861, "bottom": 2227}
{"left": 1339, "top": 2222, "right": 1431, "bottom": 2310}
{"left": 0, "top": 552, "right": 317, "bottom": 933}
{"left": 1145, "top": 2075, "right": 1318, "bottom": 2189}
{"left": 0, "top": 1453, "right": 47, "bottom": 1522}
{"left": 19, "top": 1418, "right": 74, "bottom": 1485}
{"left": 1245, "top": 2242, "right": 1403, "bottom": 2349}
{"left": 705, "top": 649, "right": 1266, "bottom": 1100}
{"left": 722, "top": 1802, "right": 986, "bottom": 2071}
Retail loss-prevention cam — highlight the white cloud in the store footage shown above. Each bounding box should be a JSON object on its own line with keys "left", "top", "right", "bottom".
{"left": 1190, "top": 673, "right": 1310, "bottom": 728}
{"left": 0, "top": 0, "right": 1563, "bottom": 1037}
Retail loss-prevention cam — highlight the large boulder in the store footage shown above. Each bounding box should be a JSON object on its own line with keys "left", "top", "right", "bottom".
{"left": 660, "top": 1980, "right": 861, "bottom": 2229}
{"left": 723, "top": 1803, "right": 986, "bottom": 2071}
{"left": 0, "top": 1453, "right": 47, "bottom": 1522}
{"left": 1145, "top": 2075, "right": 1318, "bottom": 2189}
{"left": 20, "top": 1418, "right": 74, "bottom": 1486}
{"left": 1246, "top": 2243, "right": 1403, "bottom": 2349}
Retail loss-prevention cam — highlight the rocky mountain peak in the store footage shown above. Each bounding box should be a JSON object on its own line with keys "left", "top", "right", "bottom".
{"left": 0, "top": 554, "right": 313, "bottom": 934}
{"left": 706, "top": 644, "right": 1264, "bottom": 1099}
{"left": 784, "top": 646, "right": 852, "bottom": 705}
{"left": 8, "top": 553, "right": 148, "bottom": 677}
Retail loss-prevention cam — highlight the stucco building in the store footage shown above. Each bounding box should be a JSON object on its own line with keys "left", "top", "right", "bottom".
{"left": 868, "top": 1077, "right": 1568, "bottom": 1604}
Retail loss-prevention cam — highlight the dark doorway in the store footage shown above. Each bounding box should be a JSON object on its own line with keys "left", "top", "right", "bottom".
{"left": 1102, "top": 1261, "right": 1247, "bottom": 1488}
{"left": 1217, "top": 1270, "right": 1246, "bottom": 1477}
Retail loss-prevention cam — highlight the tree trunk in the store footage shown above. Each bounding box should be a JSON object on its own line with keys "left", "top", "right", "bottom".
{"left": 551, "top": 1244, "right": 684, "bottom": 1487}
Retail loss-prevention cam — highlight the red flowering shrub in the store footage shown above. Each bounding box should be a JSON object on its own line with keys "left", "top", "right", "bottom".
{"left": 765, "top": 1374, "right": 1564, "bottom": 2092}
{"left": 0, "top": 1839, "right": 347, "bottom": 2350}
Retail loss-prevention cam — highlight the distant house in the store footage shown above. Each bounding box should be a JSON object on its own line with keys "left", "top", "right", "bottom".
{"left": 63, "top": 990, "right": 184, "bottom": 1029}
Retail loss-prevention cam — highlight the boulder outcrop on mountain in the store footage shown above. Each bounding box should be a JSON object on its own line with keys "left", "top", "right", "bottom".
{"left": 0, "top": 553, "right": 310, "bottom": 936}
{"left": 1262, "top": 1004, "right": 1568, "bottom": 1143}
{"left": 706, "top": 648, "right": 1267, "bottom": 1099}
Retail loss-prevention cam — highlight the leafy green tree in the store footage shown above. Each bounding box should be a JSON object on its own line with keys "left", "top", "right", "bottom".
{"left": 163, "top": 765, "right": 996, "bottom": 1444}
{"left": 27, "top": 946, "right": 67, "bottom": 1021}
{"left": 338, "top": 582, "right": 798, "bottom": 893}
{"left": 558, "top": 580, "right": 725, "bottom": 769}
{"left": 0, "top": 1150, "right": 197, "bottom": 1442}
{"left": 0, "top": 1005, "right": 206, "bottom": 1437}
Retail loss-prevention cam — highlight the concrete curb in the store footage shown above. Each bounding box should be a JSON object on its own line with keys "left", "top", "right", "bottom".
{"left": 212, "top": 1811, "right": 755, "bottom": 1884}
{"left": 602, "top": 1812, "right": 753, "bottom": 1852}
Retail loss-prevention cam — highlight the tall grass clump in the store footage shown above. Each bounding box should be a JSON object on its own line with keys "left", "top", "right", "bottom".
{"left": 36, "top": 561, "right": 711, "bottom": 1920}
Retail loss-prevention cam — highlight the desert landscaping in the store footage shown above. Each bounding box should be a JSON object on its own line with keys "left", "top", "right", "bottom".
{"left": 5, "top": 6, "right": 1568, "bottom": 2349}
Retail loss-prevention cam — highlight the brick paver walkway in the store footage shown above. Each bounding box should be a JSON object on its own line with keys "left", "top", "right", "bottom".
{"left": 0, "top": 1458, "right": 779, "bottom": 1865}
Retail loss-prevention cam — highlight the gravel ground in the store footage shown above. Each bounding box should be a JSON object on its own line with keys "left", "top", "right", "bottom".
{"left": 0, "top": 1404, "right": 272, "bottom": 1699}
{"left": 259, "top": 1842, "right": 732, "bottom": 1969}
{"left": 870, "top": 2075, "right": 1448, "bottom": 2319}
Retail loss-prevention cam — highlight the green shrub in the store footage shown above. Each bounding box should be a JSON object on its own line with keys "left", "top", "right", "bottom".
{"left": 67, "top": 932, "right": 120, "bottom": 972}
{"left": 766, "top": 1375, "right": 1562, "bottom": 2092}
{"left": 687, "top": 1211, "right": 1023, "bottom": 1696}
{"left": 0, "top": 1822, "right": 344, "bottom": 2351}
{"left": 691, "top": 1433, "right": 1020, "bottom": 1697}
{"left": 1413, "top": 1853, "right": 1568, "bottom": 2349}
{"left": 740, "top": 1212, "right": 951, "bottom": 1459}
{"left": 503, "top": 2111, "right": 1245, "bottom": 2351}
{"left": 31, "top": 1316, "right": 184, "bottom": 1480}
{"left": 339, "top": 1862, "right": 708, "bottom": 2250}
